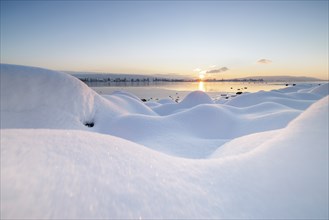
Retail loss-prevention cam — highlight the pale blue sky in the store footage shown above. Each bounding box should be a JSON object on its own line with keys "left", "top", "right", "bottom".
{"left": 1, "top": 1, "right": 328, "bottom": 79}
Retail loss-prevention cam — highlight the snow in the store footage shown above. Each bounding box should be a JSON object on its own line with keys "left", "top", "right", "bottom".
{"left": 151, "top": 91, "right": 214, "bottom": 116}
{"left": 0, "top": 64, "right": 96, "bottom": 121}
{"left": 1, "top": 64, "right": 328, "bottom": 219}
{"left": 0, "top": 64, "right": 155, "bottom": 129}
{"left": 310, "top": 83, "right": 329, "bottom": 96}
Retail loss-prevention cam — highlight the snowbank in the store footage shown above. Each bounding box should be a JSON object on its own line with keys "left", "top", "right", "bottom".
{"left": 1, "top": 97, "right": 328, "bottom": 219}
{"left": 310, "top": 83, "right": 329, "bottom": 96}
{"left": 0, "top": 64, "right": 96, "bottom": 129}
{"left": 152, "top": 91, "right": 213, "bottom": 115}
{"left": 1, "top": 64, "right": 328, "bottom": 219}
{"left": 0, "top": 64, "right": 155, "bottom": 129}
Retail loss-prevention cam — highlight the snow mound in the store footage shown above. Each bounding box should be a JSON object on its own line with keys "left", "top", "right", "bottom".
{"left": 179, "top": 90, "right": 213, "bottom": 107}
{"left": 110, "top": 90, "right": 142, "bottom": 101}
{"left": 2, "top": 64, "right": 325, "bottom": 159}
{"left": 1, "top": 96, "right": 328, "bottom": 219}
{"left": 310, "top": 83, "right": 329, "bottom": 96}
{"left": 0, "top": 64, "right": 96, "bottom": 129}
{"left": 0, "top": 64, "right": 157, "bottom": 129}
{"left": 104, "top": 101, "right": 302, "bottom": 158}
{"left": 274, "top": 83, "right": 312, "bottom": 93}
{"left": 145, "top": 101, "right": 161, "bottom": 108}
{"left": 152, "top": 91, "right": 213, "bottom": 116}
{"left": 102, "top": 94, "right": 156, "bottom": 116}
{"left": 1, "top": 64, "right": 328, "bottom": 219}
{"left": 226, "top": 90, "right": 315, "bottom": 109}
{"left": 157, "top": 98, "right": 176, "bottom": 104}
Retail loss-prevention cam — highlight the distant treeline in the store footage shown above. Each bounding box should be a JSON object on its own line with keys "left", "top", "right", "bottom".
{"left": 79, "top": 77, "right": 187, "bottom": 82}
{"left": 78, "top": 77, "right": 265, "bottom": 83}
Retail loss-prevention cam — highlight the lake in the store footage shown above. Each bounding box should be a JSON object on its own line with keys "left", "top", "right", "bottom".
{"left": 87, "top": 81, "right": 299, "bottom": 101}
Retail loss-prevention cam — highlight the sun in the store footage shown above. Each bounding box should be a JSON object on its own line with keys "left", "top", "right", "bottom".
{"left": 199, "top": 74, "right": 205, "bottom": 80}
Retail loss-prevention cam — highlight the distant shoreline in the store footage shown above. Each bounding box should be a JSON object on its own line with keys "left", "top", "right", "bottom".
{"left": 76, "top": 76, "right": 326, "bottom": 84}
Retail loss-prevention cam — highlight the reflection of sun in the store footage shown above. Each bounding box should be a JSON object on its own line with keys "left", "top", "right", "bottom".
{"left": 198, "top": 81, "right": 205, "bottom": 92}
{"left": 199, "top": 74, "right": 205, "bottom": 80}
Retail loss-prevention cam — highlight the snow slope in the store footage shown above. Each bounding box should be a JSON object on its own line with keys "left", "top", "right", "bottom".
{"left": 1, "top": 64, "right": 328, "bottom": 219}
{"left": 1, "top": 97, "right": 328, "bottom": 219}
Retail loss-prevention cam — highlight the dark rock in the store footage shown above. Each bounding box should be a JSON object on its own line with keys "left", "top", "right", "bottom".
{"left": 84, "top": 122, "right": 94, "bottom": 128}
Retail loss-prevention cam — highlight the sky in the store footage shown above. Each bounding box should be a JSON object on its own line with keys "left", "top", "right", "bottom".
{"left": 1, "top": 1, "right": 328, "bottom": 80}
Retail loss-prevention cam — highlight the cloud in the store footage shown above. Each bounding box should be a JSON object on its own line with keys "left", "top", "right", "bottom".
{"left": 206, "top": 67, "right": 229, "bottom": 74}
{"left": 257, "top": 59, "right": 272, "bottom": 64}
{"left": 193, "top": 68, "right": 201, "bottom": 72}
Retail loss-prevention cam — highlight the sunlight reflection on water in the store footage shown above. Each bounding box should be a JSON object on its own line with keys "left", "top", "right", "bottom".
{"left": 198, "top": 81, "right": 205, "bottom": 92}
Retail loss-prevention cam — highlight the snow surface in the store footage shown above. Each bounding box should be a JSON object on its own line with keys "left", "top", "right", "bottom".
{"left": 1, "top": 64, "right": 328, "bottom": 219}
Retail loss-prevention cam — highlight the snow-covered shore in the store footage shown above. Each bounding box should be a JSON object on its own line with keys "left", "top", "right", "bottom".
{"left": 1, "top": 64, "right": 328, "bottom": 219}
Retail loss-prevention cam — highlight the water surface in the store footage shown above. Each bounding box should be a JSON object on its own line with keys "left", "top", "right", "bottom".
{"left": 87, "top": 81, "right": 302, "bottom": 100}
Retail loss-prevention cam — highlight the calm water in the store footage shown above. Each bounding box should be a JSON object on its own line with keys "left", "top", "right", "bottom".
{"left": 89, "top": 81, "right": 291, "bottom": 100}
{"left": 87, "top": 81, "right": 286, "bottom": 93}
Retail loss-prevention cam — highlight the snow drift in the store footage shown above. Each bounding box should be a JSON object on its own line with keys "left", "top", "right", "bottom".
{"left": 0, "top": 64, "right": 96, "bottom": 129}
{"left": 1, "top": 64, "right": 328, "bottom": 219}
{"left": 0, "top": 64, "right": 155, "bottom": 129}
